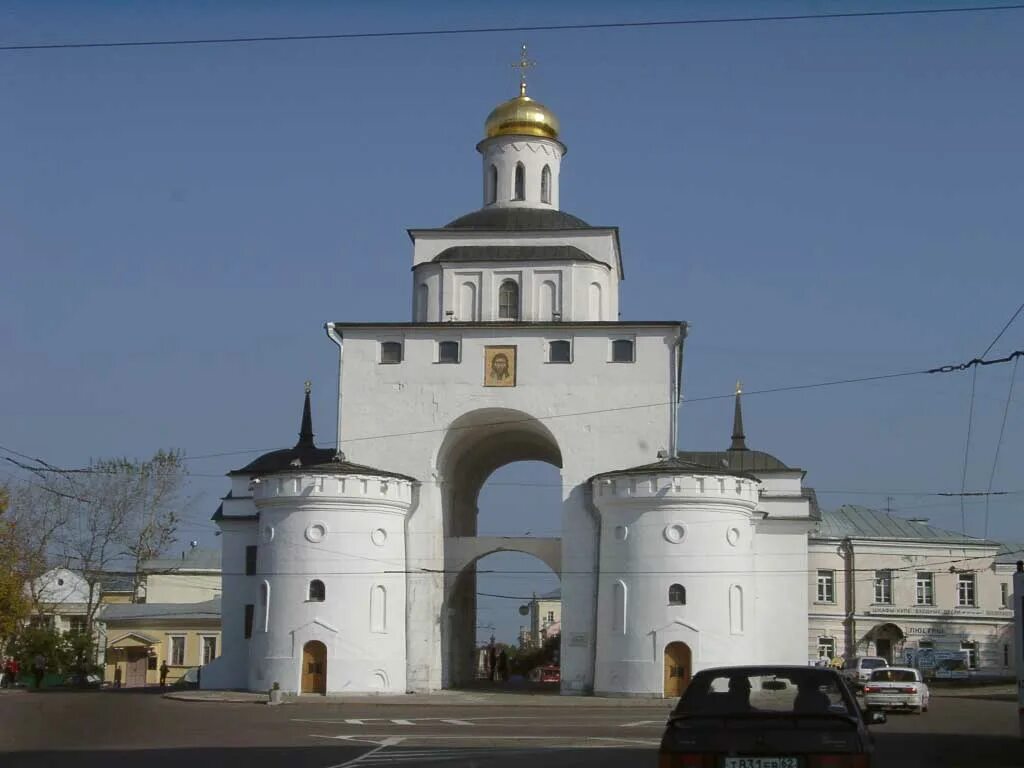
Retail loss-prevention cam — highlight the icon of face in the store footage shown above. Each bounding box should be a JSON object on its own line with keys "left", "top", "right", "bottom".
{"left": 491, "top": 353, "right": 509, "bottom": 379}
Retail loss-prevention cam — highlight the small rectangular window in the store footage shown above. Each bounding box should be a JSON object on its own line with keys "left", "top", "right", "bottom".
{"left": 169, "top": 636, "right": 185, "bottom": 666}
{"left": 874, "top": 570, "right": 892, "bottom": 604}
{"left": 244, "top": 604, "right": 254, "bottom": 639}
{"left": 818, "top": 637, "right": 835, "bottom": 660}
{"left": 957, "top": 573, "right": 976, "bottom": 606}
{"left": 147, "top": 656, "right": 158, "bottom": 671}
{"left": 438, "top": 340, "right": 460, "bottom": 364}
{"left": 548, "top": 339, "right": 572, "bottom": 363}
{"left": 816, "top": 570, "right": 835, "bottom": 603}
{"left": 202, "top": 636, "right": 217, "bottom": 665}
{"left": 916, "top": 572, "right": 934, "bottom": 605}
{"left": 961, "top": 640, "right": 978, "bottom": 669}
{"left": 611, "top": 338, "right": 634, "bottom": 363}
{"left": 380, "top": 341, "right": 403, "bottom": 364}
{"left": 245, "top": 545, "right": 258, "bottom": 575}
{"left": 1000, "top": 582, "right": 1008, "bottom": 608}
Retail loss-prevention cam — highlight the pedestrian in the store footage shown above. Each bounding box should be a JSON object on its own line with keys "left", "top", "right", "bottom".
{"left": 160, "top": 660, "right": 169, "bottom": 687}
{"left": 0, "top": 658, "right": 9, "bottom": 688}
{"left": 7, "top": 657, "right": 19, "bottom": 688}
{"left": 497, "top": 650, "right": 509, "bottom": 683}
{"left": 113, "top": 666, "right": 122, "bottom": 689}
{"left": 32, "top": 653, "right": 46, "bottom": 689}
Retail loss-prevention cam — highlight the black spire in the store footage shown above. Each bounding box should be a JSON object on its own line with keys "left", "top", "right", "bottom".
{"left": 297, "top": 380, "right": 314, "bottom": 448}
{"left": 730, "top": 380, "right": 748, "bottom": 451}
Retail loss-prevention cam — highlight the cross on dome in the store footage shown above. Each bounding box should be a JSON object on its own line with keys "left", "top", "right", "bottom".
{"left": 511, "top": 43, "right": 536, "bottom": 97}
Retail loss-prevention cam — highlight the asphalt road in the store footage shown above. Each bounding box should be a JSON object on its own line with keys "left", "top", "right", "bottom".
{"left": 1, "top": 689, "right": 1020, "bottom": 767}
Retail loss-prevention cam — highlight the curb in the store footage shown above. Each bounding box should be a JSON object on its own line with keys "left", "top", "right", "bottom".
{"left": 163, "top": 690, "right": 675, "bottom": 708}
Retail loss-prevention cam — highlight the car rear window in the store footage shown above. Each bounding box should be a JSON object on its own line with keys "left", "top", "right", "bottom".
{"left": 862, "top": 659, "right": 887, "bottom": 669}
{"left": 674, "top": 670, "right": 853, "bottom": 716}
{"left": 870, "top": 669, "right": 916, "bottom": 682}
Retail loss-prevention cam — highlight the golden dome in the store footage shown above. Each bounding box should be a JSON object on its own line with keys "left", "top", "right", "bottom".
{"left": 484, "top": 94, "right": 560, "bottom": 140}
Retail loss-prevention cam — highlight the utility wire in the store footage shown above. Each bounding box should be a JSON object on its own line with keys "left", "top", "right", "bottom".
{"left": 3, "top": 4, "right": 1024, "bottom": 52}
{"left": 983, "top": 356, "right": 1019, "bottom": 538}
{"left": 981, "top": 301, "right": 1024, "bottom": 358}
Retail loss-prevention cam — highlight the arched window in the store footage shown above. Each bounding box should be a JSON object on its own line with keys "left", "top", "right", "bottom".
{"left": 539, "top": 279, "right": 557, "bottom": 320}
{"left": 498, "top": 280, "right": 520, "bottom": 320}
{"left": 588, "top": 282, "right": 603, "bottom": 320}
{"left": 513, "top": 163, "right": 525, "bottom": 201}
{"left": 416, "top": 283, "right": 429, "bottom": 322}
{"left": 730, "top": 584, "right": 744, "bottom": 634}
{"left": 260, "top": 580, "right": 270, "bottom": 632}
{"left": 541, "top": 165, "right": 551, "bottom": 204}
{"left": 371, "top": 584, "right": 386, "bottom": 633}
{"left": 612, "top": 580, "right": 627, "bottom": 634}
{"left": 486, "top": 164, "right": 498, "bottom": 205}
{"left": 611, "top": 338, "right": 635, "bottom": 363}
{"left": 668, "top": 583, "right": 686, "bottom": 605}
{"left": 308, "top": 579, "right": 325, "bottom": 602}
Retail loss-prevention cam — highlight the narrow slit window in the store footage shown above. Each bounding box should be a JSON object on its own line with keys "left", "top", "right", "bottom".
{"left": 438, "top": 341, "right": 460, "bottom": 364}
{"left": 514, "top": 163, "right": 525, "bottom": 201}
{"left": 380, "top": 341, "right": 403, "bottom": 364}
{"left": 308, "top": 579, "right": 326, "bottom": 602}
{"left": 498, "top": 280, "right": 520, "bottom": 320}
{"left": 611, "top": 339, "right": 635, "bottom": 363}
{"left": 487, "top": 164, "right": 498, "bottom": 204}
{"left": 548, "top": 340, "right": 571, "bottom": 363}
{"left": 541, "top": 165, "right": 551, "bottom": 203}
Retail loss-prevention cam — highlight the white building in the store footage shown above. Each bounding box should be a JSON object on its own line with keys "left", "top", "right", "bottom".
{"left": 204, "top": 70, "right": 817, "bottom": 697}
{"left": 808, "top": 507, "right": 1018, "bottom": 675}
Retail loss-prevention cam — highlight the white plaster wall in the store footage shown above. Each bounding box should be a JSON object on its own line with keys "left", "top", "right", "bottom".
{"left": 202, "top": 517, "right": 257, "bottom": 690}
{"left": 751, "top": 522, "right": 812, "bottom": 664}
{"left": 591, "top": 475, "right": 760, "bottom": 695}
{"left": 334, "top": 323, "right": 681, "bottom": 693}
{"left": 248, "top": 473, "right": 413, "bottom": 694}
{"left": 479, "top": 136, "right": 562, "bottom": 209}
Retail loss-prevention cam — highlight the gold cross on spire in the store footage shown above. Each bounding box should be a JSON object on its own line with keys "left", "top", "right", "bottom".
{"left": 512, "top": 43, "right": 535, "bottom": 97}
{"left": 736, "top": 379, "right": 743, "bottom": 395}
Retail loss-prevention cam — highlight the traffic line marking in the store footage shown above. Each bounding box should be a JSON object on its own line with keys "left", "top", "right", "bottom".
{"left": 621, "top": 719, "right": 663, "bottom": 727}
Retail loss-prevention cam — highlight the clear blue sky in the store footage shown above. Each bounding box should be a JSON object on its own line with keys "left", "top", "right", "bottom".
{"left": 3, "top": 1, "right": 1022, "bottom": 644}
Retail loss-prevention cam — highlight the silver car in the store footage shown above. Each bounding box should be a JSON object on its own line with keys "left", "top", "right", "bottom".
{"left": 863, "top": 666, "right": 930, "bottom": 714}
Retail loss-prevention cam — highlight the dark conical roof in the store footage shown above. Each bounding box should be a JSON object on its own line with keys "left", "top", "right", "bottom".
{"left": 730, "top": 382, "right": 748, "bottom": 451}
{"left": 229, "top": 383, "right": 416, "bottom": 481}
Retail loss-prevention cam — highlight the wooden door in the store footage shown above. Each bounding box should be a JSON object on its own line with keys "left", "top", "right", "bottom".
{"left": 301, "top": 641, "right": 327, "bottom": 694}
{"left": 125, "top": 652, "right": 148, "bottom": 688}
{"left": 664, "top": 642, "right": 692, "bottom": 698}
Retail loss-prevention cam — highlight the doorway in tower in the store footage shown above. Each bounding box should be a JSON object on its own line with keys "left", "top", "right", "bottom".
{"left": 438, "top": 407, "right": 565, "bottom": 691}
{"left": 301, "top": 640, "right": 327, "bottom": 694}
{"left": 663, "top": 641, "right": 692, "bottom": 697}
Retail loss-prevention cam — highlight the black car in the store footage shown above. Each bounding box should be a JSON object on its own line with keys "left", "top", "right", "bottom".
{"left": 658, "top": 665, "right": 885, "bottom": 768}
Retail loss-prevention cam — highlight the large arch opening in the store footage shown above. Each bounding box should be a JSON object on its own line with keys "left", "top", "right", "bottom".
{"left": 437, "top": 409, "right": 564, "bottom": 689}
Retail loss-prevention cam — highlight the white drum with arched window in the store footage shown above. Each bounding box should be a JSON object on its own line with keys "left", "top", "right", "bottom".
{"left": 498, "top": 280, "right": 520, "bottom": 320}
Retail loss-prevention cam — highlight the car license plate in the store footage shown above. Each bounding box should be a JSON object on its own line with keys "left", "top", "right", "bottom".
{"left": 723, "top": 759, "right": 798, "bottom": 768}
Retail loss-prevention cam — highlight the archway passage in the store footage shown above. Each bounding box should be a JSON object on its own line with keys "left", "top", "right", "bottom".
{"left": 866, "top": 622, "right": 904, "bottom": 664}
{"left": 664, "top": 641, "right": 692, "bottom": 698}
{"left": 301, "top": 640, "right": 326, "bottom": 694}
{"left": 438, "top": 409, "right": 564, "bottom": 690}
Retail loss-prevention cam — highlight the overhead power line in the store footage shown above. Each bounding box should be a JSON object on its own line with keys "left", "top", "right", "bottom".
{"left": 2, "top": 4, "right": 1023, "bottom": 52}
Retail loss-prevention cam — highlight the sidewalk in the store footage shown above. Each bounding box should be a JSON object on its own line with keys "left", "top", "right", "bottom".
{"left": 164, "top": 688, "right": 675, "bottom": 707}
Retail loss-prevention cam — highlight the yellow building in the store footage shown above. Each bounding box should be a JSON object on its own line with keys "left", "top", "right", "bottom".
{"left": 101, "top": 599, "right": 221, "bottom": 687}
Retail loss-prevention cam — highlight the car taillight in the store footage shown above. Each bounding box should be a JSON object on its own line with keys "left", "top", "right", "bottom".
{"left": 863, "top": 685, "right": 880, "bottom": 693}
{"left": 657, "top": 753, "right": 713, "bottom": 768}
{"left": 900, "top": 686, "right": 917, "bottom": 694}
{"left": 808, "top": 755, "right": 870, "bottom": 768}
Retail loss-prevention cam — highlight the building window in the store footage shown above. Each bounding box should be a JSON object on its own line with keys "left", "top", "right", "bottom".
{"left": 68, "top": 616, "right": 87, "bottom": 635}
{"left": 169, "top": 636, "right": 186, "bottom": 666}
{"left": 957, "top": 573, "right": 976, "bottom": 606}
{"left": 918, "top": 640, "right": 934, "bottom": 650}
{"left": 245, "top": 545, "right": 258, "bottom": 575}
{"left": 380, "top": 341, "right": 403, "bottom": 364}
{"left": 438, "top": 340, "right": 460, "bottom": 364}
{"left": 816, "top": 570, "right": 835, "bottom": 603}
{"left": 873, "top": 570, "right": 892, "bottom": 604}
{"left": 371, "top": 584, "right": 387, "bottom": 633}
{"left": 612, "top": 580, "right": 627, "bottom": 634}
{"left": 541, "top": 165, "right": 551, "bottom": 203}
{"left": 1004, "top": 644, "right": 1010, "bottom": 667}
{"left": 416, "top": 283, "right": 429, "bottom": 322}
{"left": 308, "top": 579, "right": 326, "bottom": 602}
{"left": 244, "top": 604, "right": 254, "bottom": 639}
{"left": 729, "top": 584, "right": 744, "bottom": 634}
{"left": 498, "top": 280, "right": 520, "bottom": 320}
{"left": 916, "top": 572, "right": 934, "bottom": 605}
{"left": 202, "top": 636, "right": 217, "bottom": 665}
{"left": 818, "top": 637, "right": 836, "bottom": 660}
{"left": 513, "top": 162, "right": 525, "bottom": 200}
{"left": 611, "top": 338, "right": 635, "bottom": 363}
{"left": 1000, "top": 582, "right": 1008, "bottom": 608}
{"left": 488, "top": 165, "right": 498, "bottom": 203}
{"left": 548, "top": 340, "right": 571, "bottom": 363}
{"left": 668, "top": 583, "right": 686, "bottom": 605}
{"left": 961, "top": 640, "right": 978, "bottom": 669}
{"left": 546, "top": 610, "right": 555, "bottom": 623}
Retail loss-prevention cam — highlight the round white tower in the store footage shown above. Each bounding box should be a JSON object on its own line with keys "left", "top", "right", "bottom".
{"left": 476, "top": 46, "right": 565, "bottom": 210}
{"left": 249, "top": 464, "right": 415, "bottom": 694}
{"left": 590, "top": 457, "right": 761, "bottom": 697}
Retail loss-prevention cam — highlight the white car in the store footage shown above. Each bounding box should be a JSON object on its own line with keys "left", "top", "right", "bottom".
{"left": 841, "top": 656, "right": 888, "bottom": 689}
{"left": 863, "top": 666, "right": 930, "bottom": 714}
